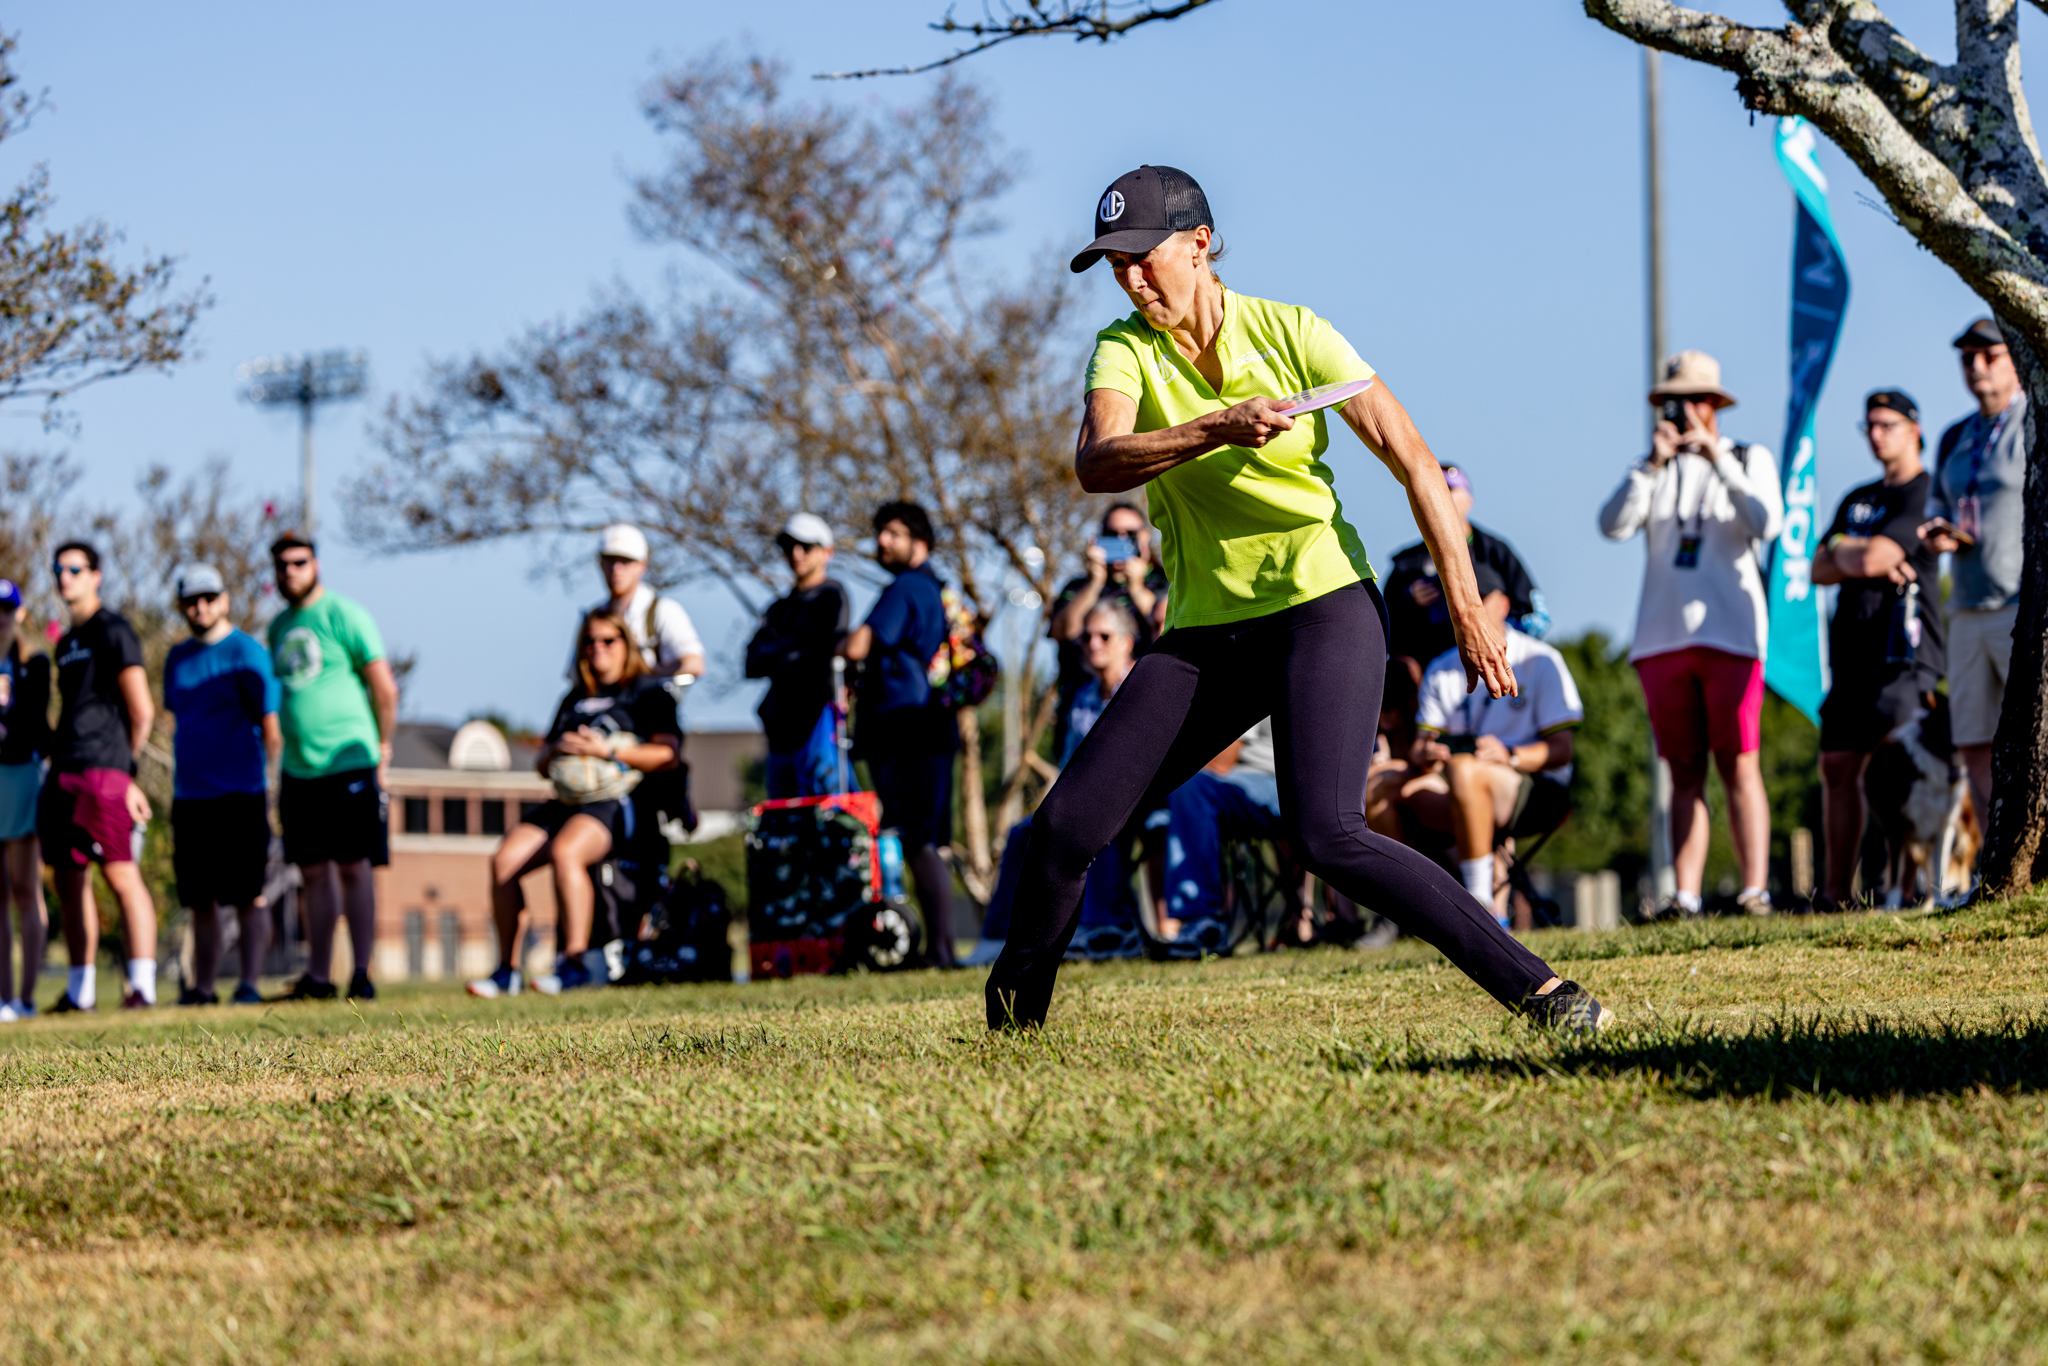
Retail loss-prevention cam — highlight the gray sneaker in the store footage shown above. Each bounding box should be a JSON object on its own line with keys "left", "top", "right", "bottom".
{"left": 1737, "top": 890, "right": 1774, "bottom": 917}
{"left": 1519, "top": 980, "right": 1615, "bottom": 1034}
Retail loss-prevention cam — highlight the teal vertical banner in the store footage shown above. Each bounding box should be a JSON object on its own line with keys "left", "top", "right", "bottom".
{"left": 1766, "top": 117, "right": 1849, "bottom": 725}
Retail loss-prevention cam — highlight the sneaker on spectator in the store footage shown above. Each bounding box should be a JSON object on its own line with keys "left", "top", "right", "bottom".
{"left": 276, "top": 975, "right": 337, "bottom": 1003}
{"left": 230, "top": 984, "right": 264, "bottom": 1005}
{"left": 532, "top": 957, "right": 596, "bottom": 996}
{"left": 467, "top": 966, "right": 522, "bottom": 999}
{"left": 1737, "top": 890, "right": 1774, "bottom": 917}
{"left": 177, "top": 987, "right": 219, "bottom": 1007}
{"left": 13, "top": 998, "right": 38, "bottom": 1020}
{"left": 346, "top": 969, "right": 376, "bottom": 1002}
{"left": 1646, "top": 897, "right": 1701, "bottom": 923}
{"left": 1066, "top": 924, "right": 1142, "bottom": 961}
{"left": 120, "top": 986, "right": 151, "bottom": 1010}
{"left": 49, "top": 992, "right": 92, "bottom": 1015}
{"left": 1519, "top": 980, "right": 1614, "bottom": 1033}
{"left": 0, "top": 1001, "right": 17, "bottom": 1023}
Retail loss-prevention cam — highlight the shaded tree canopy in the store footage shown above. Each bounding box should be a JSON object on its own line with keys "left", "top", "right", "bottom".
{"left": 0, "top": 32, "right": 208, "bottom": 422}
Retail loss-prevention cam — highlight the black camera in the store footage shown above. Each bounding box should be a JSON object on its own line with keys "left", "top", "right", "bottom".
{"left": 1660, "top": 398, "right": 1688, "bottom": 428}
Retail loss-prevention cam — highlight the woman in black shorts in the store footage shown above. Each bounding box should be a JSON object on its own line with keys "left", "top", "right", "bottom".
{"left": 469, "top": 609, "right": 681, "bottom": 997}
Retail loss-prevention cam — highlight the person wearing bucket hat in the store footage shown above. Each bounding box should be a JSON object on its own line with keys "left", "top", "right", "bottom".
{"left": 745, "top": 513, "right": 849, "bottom": 799}
{"left": 0, "top": 577, "right": 50, "bottom": 1021}
{"left": 1920, "top": 318, "right": 2027, "bottom": 831}
{"left": 1599, "top": 351, "right": 1784, "bottom": 920}
{"left": 985, "top": 164, "right": 1613, "bottom": 1034}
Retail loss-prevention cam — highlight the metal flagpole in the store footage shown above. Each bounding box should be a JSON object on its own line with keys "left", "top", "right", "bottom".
{"left": 1644, "top": 48, "right": 1677, "bottom": 905}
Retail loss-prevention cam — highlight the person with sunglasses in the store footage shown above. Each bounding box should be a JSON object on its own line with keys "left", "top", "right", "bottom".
{"left": 163, "top": 565, "right": 282, "bottom": 1005}
{"left": 38, "top": 541, "right": 158, "bottom": 1012}
{"left": 0, "top": 578, "right": 50, "bottom": 1021}
{"left": 745, "top": 513, "right": 849, "bottom": 798}
{"left": 469, "top": 609, "right": 681, "bottom": 997}
{"left": 265, "top": 532, "right": 400, "bottom": 1002}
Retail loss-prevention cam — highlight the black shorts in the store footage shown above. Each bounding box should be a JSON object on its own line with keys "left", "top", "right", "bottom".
{"left": 280, "top": 767, "right": 389, "bottom": 868}
{"left": 870, "top": 752, "right": 954, "bottom": 851}
{"left": 172, "top": 793, "right": 271, "bottom": 909}
{"left": 1505, "top": 774, "right": 1572, "bottom": 842}
{"left": 519, "top": 796, "right": 634, "bottom": 846}
{"left": 1819, "top": 668, "right": 1935, "bottom": 754}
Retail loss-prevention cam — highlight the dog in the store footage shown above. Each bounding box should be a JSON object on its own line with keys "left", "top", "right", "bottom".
{"left": 1861, "top": 697, "right": 1980, "bottom": 908}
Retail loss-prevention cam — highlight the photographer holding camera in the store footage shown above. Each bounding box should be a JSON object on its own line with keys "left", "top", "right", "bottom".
{"left": 1047, "top": 503, "right": 1169, "bottom": 754}
{"left": 1599, "top": 350, "right": 1783, "bottom": 920}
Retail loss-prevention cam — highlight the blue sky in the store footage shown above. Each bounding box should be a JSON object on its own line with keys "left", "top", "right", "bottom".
{"left": 7, "top": 0, "right": 2013, "bottom": 730}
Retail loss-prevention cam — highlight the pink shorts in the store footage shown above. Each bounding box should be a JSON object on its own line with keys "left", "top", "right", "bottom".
{"left": 1633, "top": 647, "right": 1764, "bottom": 785}
{"left": 37, "top": 767, "right": 139, "bottom": 868}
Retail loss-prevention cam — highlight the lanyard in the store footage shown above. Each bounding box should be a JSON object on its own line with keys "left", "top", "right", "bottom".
{"left": 1962, "top": 400, "right": 2016, "bottom": 498}
{"left": 1674, "top": 450, "right": 1716, "bottom": 540}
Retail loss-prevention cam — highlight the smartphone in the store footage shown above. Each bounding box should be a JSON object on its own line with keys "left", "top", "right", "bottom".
{"left": 1923, "top": 517, "right": 1976, "bottom": 547}
{"left": 1095, "top": 534, "right": 1139, "bottom": 564}
{"left": 1446, "top": 733, "right": 1480, "bottom": 755}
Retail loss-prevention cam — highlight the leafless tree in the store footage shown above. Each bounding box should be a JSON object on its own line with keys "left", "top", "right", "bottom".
{"left": 0, "top": 33, "right": 209, "bottom": 424}
{"left": 815, "top": 0, "right": 1219, "bottom": 78}
{"left": 347, "top": 55, "right": 1108, "bottom": 898}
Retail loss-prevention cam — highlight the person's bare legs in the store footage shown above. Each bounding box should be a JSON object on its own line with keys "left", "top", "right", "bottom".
{"left": 1, "top": 835, "right": 45, "bottom": 1004}
{"left": 1718, "top": 749, "right": 1771, "bottom": 892}
{"left": 191, "top": 904, "right": 223, "bottom": 996}
{"left": 234, "top": 902, "right": 269, "bottom": 991}
{"left": 298, "top": 859, "right": 340, "bottom": 984}
{"left": 1820, "top": 749, "right": 1869, "bottom": 902}
{"left": 489, "top": 823, "right": 553, "bottom": 972}
{"left": 1447, "top": 755, "right": 1521, "bottom": 921}
{"left": 1668, "top": 773, "right": 1712, "bottom": 898}
{"left": 335, "top": 858, "right": 377, "bottom": 981}
{"left": 547, "top": 815, "right": 613, "bottom": 957}
{"left": 56, "top": 865, "right": 96, "bottom": 971}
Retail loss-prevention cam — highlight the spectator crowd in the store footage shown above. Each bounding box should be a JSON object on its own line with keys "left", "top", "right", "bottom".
{"left": 0, "top": 312, "right": 2022, "bottom": 1009}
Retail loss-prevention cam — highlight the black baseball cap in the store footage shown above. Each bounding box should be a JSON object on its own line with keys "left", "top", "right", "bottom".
{"left": 1866, "top": 388, "right": 1920, "bottom": 423}
{"left": 1953, "top": 317, "right": 2005, "bottom": 349}
{"left": 1069, "top": 165, "right": 1214, "bottom": 274}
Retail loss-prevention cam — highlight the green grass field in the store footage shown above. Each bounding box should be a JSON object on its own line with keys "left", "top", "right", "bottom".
{"left": 4, "top": 898, "right": 2048, "bottom": 1364}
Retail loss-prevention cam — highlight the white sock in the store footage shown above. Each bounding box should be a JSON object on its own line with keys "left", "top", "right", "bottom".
{"left": 1676, "top": 891, "right": 1702, "bottom": 913}
{"left": 1740, "top": 886, "right": 1769, "bottom": 903}
{"left": 68, "top": 967, "right": 95, "bottom": 1010}
{"left": 1460, "top": 857, "right": 1494, "bottom": 906}
{"left": 128, "top": 959, "right": 157, "bottom": 1005}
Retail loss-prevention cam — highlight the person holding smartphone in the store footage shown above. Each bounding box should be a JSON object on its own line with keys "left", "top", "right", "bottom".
{"left": 1920, "top": 318, "right": 2027, "bottom": 832}
{"left": 1046, "top": 503, "right": 1169, "bottom": 754}
{"left": 1599, "top": 350, "right": 1783, "bottom": 920}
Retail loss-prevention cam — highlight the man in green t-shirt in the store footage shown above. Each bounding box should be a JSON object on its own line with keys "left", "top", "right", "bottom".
{"left": 265, "top": 533, "right": 400, "bottom": 1003}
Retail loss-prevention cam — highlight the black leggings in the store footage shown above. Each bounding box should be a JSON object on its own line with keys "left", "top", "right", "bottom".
{"left": 985, "top": 580, "right": 1557, "bottom": 1028}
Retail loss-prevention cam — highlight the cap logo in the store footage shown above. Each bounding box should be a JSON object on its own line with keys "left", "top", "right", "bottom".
{"left": 1099, "top": 190, "right": 1125, "bottom": 223}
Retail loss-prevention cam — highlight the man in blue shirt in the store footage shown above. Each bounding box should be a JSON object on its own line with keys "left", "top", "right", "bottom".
{"left": 163, "top": 565, "right": 281, "bottom": 1005}
{"left": 842, "top": 501, "right": 959, "bottom": 968}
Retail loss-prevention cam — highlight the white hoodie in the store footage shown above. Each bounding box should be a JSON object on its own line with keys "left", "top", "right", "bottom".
{"left": 1598, "top": 436, "right": 1785, "bottom": 663}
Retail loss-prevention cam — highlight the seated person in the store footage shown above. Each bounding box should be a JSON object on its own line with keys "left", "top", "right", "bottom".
{"left": 1153, "top": 718, "right": 1282, "bottom": 944}
{"left": 973, "top": 601, "right": 1146, "bottom": 963}
{"left": 1391, "top": 563, "right": 1582, "bottom": 927}
{"left": 469, "top": 609, "right": 681, "bottom": 997}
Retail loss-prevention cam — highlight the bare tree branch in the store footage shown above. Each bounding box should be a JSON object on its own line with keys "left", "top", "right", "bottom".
{"left": 814, "top": 0, "right": 1219, "bottom": 79}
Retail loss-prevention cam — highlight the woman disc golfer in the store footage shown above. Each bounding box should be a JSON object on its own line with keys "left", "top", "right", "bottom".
{"left": 985, "top": 165, "right": 1611, "bottom": 1032}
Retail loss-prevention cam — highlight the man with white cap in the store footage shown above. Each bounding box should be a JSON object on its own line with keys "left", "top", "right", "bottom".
{"left": 586, "top": 524, "right": 706, "bottom": 687}
{"left": 1600, "top": 349, "right": 1783, "bottom": 920}
{"left": 745, "top": 513, "right": 849, "bottom": 798}
{"left": 163, "top": 563, "right": 281, "bottom": 1005}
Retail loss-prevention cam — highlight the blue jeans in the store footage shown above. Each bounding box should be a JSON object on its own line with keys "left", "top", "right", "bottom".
{"left": 1164, "top": 770, "right": 1284, "bottom": 920}
{"left": 983, "top": 816, "right": 1134, "bottom": 939}
{"left": 765, "top": 703, "right": 842, "bottom": 800}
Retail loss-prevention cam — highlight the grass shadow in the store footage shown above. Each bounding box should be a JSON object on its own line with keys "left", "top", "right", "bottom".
{"left": 1324, "top": 1011, "right": 2048, "bottom": 1100}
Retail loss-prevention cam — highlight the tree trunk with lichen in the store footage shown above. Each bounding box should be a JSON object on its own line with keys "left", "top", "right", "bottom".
{"left": 1582, "top": 0, "right": 2048, "bottom": 896}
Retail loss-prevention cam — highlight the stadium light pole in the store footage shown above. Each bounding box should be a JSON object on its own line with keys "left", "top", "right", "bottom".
{"left": 237, "top": 349, "right": 369, "bottom": 543}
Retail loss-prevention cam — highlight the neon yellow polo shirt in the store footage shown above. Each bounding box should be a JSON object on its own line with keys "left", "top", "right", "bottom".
{"left": 1084, "top": 289, "right": 1377, "bottom": 630}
